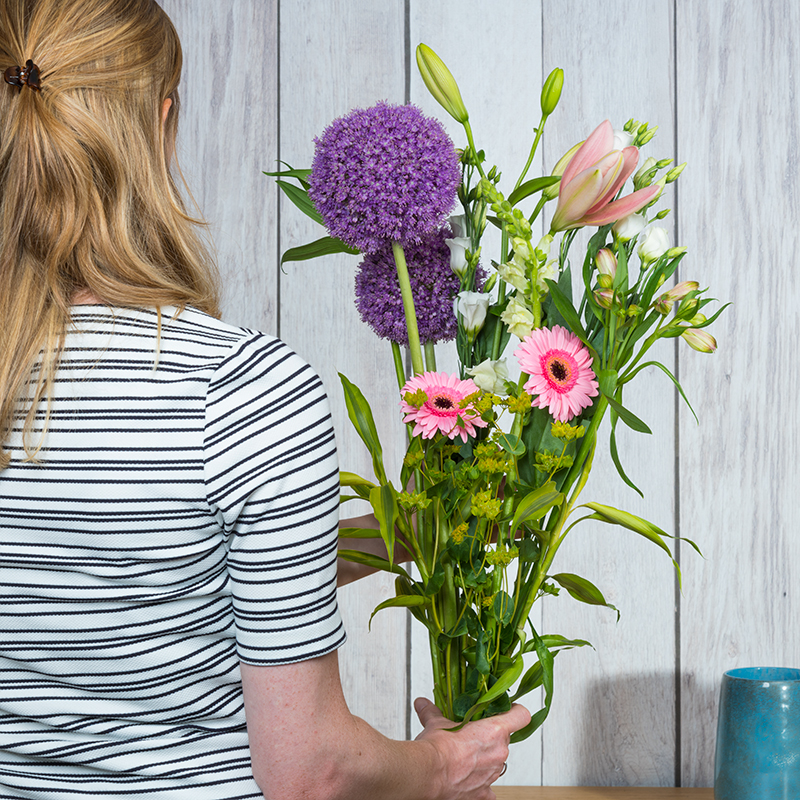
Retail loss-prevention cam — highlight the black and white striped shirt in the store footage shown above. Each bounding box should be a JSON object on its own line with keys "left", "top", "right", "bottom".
{"left": 0, "top": 306, "right": 345, "bottom": 798}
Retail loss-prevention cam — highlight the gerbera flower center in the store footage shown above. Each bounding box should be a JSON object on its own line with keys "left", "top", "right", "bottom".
{"left": 431, "top": 393, "right": 456, "bottom": 412}
{"left": 542, "top": 350, "right": 578, "bottom": 393}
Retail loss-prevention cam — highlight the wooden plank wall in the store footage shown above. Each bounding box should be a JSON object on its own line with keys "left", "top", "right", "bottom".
{"left": 162, "top": 0, "right": 800, "bottom": 788}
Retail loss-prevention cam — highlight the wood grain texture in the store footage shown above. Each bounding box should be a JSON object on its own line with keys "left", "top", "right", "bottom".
{"left": 162, "top": 0, "right": 279, "bottom": 332}
{"left": 540, "top": 0, "right": 678, "bottom": 787}
{"left": 675, "top": 0, "right": 800, "bottom": 786}
{"left": 277, "top": 0, "right": 409, "bottom": 738}
{"left": 407, "top": 0, "right": 545, "bottom": 785}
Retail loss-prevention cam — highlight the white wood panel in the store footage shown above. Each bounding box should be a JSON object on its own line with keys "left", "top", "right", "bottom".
{"left": 676, "top": 0, "right": 800, "bottom": 786}
{"left": 408, "top": 0, "right": 545, "bottom": 785}
{"left": 278, "top": 0, "right": 409, "bottom": 738}
{"left": 540, "top": 0, "right": 678, "bottom": 786}
{"left": 162, "top": 0, "right": 279, "bottom": 332}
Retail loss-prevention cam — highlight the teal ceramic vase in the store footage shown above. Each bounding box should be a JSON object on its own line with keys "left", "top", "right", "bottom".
{"left": 714, "top": 666, "right": 800, "bottom": 800}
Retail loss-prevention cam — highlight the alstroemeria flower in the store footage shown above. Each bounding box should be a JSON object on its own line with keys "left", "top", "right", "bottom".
{"left": 550, "top": 120, "right": 660, "bottom": 232}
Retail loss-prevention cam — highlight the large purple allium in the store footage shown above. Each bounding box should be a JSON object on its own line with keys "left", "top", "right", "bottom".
{"left": 309, "top": 102, "right": 461, "bottom": 254}
{"left": 355, "top": 228, "right": 485, "bottom": 346}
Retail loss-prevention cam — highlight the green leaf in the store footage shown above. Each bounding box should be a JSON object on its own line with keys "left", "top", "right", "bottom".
{"left": 613, "top": 241, "right": 629, "bottom": 291}
{"left": 496, "top": 432, "right": 525, "bottom": 457}
{"left": 622, "top": 360, "right": 698, "bottom": 424}
{"left": 539, "top": 634, "right": 592, "bottom": 651}
{"left": 551, "top": 573, "right": 619, "bottom": 621}
{"left": 263, "top": 163, "right": 312, "bottom": 186}
{"left": 276, "top": 179, "right": 324, "bottom": 225}
{"left": 510, "top": 481, "right": 564, "bottom": 536}
{"left": 368, "top": 595, "right": 428, "bottom": 629}
{"left": 339, "top": 374, "right": 387, "bottom": 484}
{"left": 491, "top": 591, "right": 515, "bottom": 626}
{"left": 281, "top": 235, "right": 360, "bottom": 265}
{"left": 475, "top": 631, "right": 491, "bottom": 675}
{"left": 337, "top": 549, "right": 410, "bottom": 579}
{"left": 339, "top": 471, "right": 376, "bottom": 500}
{"left": 476, "top": 654, "right": 524, "bottom": 705}
{"left": 507, "top": 176, "right": 561, "bottom": 206}
{"left": 370, "top": 484, "right": 398, "bottom": 566}
{"left": 337, "top": 527, "right": 381, "bottom": 539}
{"left": 544, "top": 279, "right": 591, "bottom": 348}
{"left": 609, "top": 415, "right": 644, "bottom": 497}
{"left": 511, "top": 632, "right": 554, "bottom": 743}
{"left": 606, "top": 395, "right": 652, "bottom": 434}
{"left": 512, "top": 661, "right": 544, "bottom": 699}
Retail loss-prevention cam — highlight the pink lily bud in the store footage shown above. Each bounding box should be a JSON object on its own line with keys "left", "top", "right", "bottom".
{"left": 681, "top": 328, "right": 717, "bottom": 353}
{"left": 550, "top": 120, "right": 660, "bottom": 232}
{"left": 665, "top": 280, "right": 699, "bottom": 302}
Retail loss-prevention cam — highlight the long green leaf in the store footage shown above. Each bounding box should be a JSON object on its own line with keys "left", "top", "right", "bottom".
{"left": 263, "top": 163, "right": 312, "bottom": 185}
{"left": 621, "top": 360, "right": 698, "bottom": 423}
{"left": 368, "top": 595, "right": 428, "bottom": 629}
{"left": 510, "top": 481, "right": 564, "bottom": 536}
{"left": 551, "top": 573, "right": 619, "bottom": 621}
{"left": 370, "top": 484, "right": 398, "bottom": 565}
{"left": 609, "top": 414, "right": 644, "bottom": 497}
{"left": 475, "top": 654, "right": 524, "bottom": 706}
{"left": 606, "top": 395, "right": 652, "bottom": 434}
{"left": 507, "top": 176, "right": 561, "bottom": 206}
{"left": 511, "top": 632, "right": 554, "bottom": 743}
{"left": 339, "top": 374, "right": 387, "bottom": 484}
{"left": 337, "top": 549, "right": 410, "bottom": 578}
{"left": 276, "top": 179, "right": 324, "bottom": 225}
{"left": 337, "top": 527, "right": 381, "bottom": 539}
{"left": 544, "top": 279, "right": 591, "bottom": 348}
{"left": 281, "top": 236, "right": 360, "bottom": 265}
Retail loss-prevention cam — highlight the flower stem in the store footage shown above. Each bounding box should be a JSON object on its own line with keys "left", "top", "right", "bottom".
{"left": 463, "top": 120, "right": 486, "bottom": 179}
{"left": 391, "top": 341, "right": 407, "bottom": 392}
{"left": 424, "top": 341, "right": 437, "bottom": 372}
{"left": 392, "top": 241, "right": 425, "bottom": 376}
{"left": 513, "top": 116, "right": 546, "bottom": 191}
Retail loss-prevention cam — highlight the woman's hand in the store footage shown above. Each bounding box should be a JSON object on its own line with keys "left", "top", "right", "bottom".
{"left": 414, "top": 698, "right": 531, "bottom": 800}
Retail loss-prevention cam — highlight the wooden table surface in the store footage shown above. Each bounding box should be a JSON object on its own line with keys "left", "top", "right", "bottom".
{"left": 495, "top": 789, "right": 713, "bottom": 800}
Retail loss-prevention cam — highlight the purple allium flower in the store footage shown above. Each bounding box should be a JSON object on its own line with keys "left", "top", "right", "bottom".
{"left": 309, "top": 102, "right": 461, "bottom": 254}
{"left": 355, "top": 227, "right": 485, "bottom": 346}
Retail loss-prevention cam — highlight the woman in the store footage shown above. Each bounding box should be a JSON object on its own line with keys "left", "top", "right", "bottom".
{"left": 0, "top": 1, "right": 529, "bottom": 799}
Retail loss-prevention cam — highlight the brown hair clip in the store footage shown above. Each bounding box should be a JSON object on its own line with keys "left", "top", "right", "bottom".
{"left": 4, "top": 59, "right": 42, "bottom": 92}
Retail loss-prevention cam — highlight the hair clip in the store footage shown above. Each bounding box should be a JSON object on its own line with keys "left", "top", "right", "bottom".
{"left": 4, "top": 59, "right": 42, "bottom": 92}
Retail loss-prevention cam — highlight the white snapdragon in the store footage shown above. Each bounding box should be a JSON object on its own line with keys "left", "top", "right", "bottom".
{"left": 500, "top": 295, "right": 535, "bottom": 339}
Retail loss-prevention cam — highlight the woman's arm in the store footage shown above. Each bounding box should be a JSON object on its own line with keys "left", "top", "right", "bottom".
{"left": 241, "top": 651, "right": 530, "bottom": 800}
{"left": 337, "top": 512, "right": 412, "bottom": 586}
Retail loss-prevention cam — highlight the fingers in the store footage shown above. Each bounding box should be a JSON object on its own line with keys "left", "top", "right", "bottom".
{"left": 413, "top": 696, "right": 443, "bottom": 727}
{"left": 501, "top": 702, "right": 531, "bottom": 734}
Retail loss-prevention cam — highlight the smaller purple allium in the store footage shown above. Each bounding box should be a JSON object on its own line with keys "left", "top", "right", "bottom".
{"left": 309, "top": 102, "right": 461, "bottom": 254}
{"left": 355, "top": 228, "right": 485, "bottom": 346}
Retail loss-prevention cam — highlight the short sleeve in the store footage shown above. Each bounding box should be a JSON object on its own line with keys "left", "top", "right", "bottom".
{"left": 203, "top": 333, "right": 345, "bottom": 665}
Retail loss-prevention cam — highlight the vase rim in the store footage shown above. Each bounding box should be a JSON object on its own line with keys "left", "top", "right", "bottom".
{"left": 723, "top": 666, "right": 800, "bottom": 683}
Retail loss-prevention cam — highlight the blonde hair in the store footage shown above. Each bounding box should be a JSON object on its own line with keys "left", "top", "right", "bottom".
{"left": 0, "top": 0, "right": 221, "bottom": 468}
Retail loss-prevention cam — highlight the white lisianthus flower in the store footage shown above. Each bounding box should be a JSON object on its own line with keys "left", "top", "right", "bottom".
{"left": 448, "top": 214, "right": 468, "bottom": 239}
{"left": 445, "top": 237, "right": 470, "bottom": 277}
{"left": 613, "top": 129, "right": 635, "bottom": 150}
{"left": 500, "top": 295, "right": 535, "bottom": 339}
{"left": 454, "top": 290, "right": 490, "bottom": 335}
{"left": 612, "top": 212, "right": 647, "bottom": 242}
{"left": 467, "top": 358, "right": 509, "bottom": 394}
{"left": 638, "top": 226, "right": 670, "bottom": 264}
{"left": 535, "top": 259, "right": 558, "bottom": 294}
{"left": 497, "top": 260, "right": 528, "bottom": 293}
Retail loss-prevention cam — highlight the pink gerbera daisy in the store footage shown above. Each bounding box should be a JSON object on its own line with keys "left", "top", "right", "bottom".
{"left": 400, "top": 371, "right": 488, "bottom": 442}
{"left": 514, "top": 325, "right": 599, "bottom": 422}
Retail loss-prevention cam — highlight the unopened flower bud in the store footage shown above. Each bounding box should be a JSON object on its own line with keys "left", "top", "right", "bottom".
{"left": 689, "top": 313, "right": 707, "bottom": 326}
{"left": 448, "top": 214, "right": 467, "bottom": 239}
{"left": 454, "top": 290, "right": 490, "bottom": 335}
{"left": 542, "top": 141, "right": 582, "bottom": 200}
{"left": 598, "top": 273, "right": 613, "bottom": 290}
{"left": 633, "top": 157, "right": 657, "bottom": 189}
{"left": 467, "top": 357, "right": 510, "bottom": 394}
{"left": 416, "top": 44, "right": 469, "bottom": 123}
{"left": 540, "top": 67, "right": 564, "bottom": 117}
{"left": 638, "top": 125, "right": 658, "bottom": 145}
{"left": 637, "top": 226, "right": 669, "bottom": 264}
{"left": 472, "top": 203, "right": 487, "bottom": 235}
{"left": 665, "top": 162, "right": 687, "bottom": 183}
{"left": 666, "top": 246, "right": 688, "bottom": 259}
{"left": 613, "top": 212, "right": 646, "bottom": 242}
{"left": 613, "top": 129, "right": 635, "bottom": 150}
{"left": 665, "top": 280, "right": 699, "bottom": 301}
{"left": 654, "top": 209, "right": 671, "bottom": 220}
{"left": 595, "top": 289, "right": 614, "bottom": 309}
{"left": 445, "top": 237, "right": 471, "bottom": 277}
{"left": 681, "top": 328, "right": 717, "bottom": 353}
{"left": 595, "top": 247, "right": 617, "bottom": 278}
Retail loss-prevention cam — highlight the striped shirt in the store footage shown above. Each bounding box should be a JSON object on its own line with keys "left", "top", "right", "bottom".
{"left": 0, "top": 306, "right": 345, "bottom": 799}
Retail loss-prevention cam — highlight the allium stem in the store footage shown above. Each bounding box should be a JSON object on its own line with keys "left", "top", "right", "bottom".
{"left": 392, "top": 241, "right": 425, "bottom": 375}
{"left": 391, "top": 341, "right": 407, "bottom": 392}
{"left": 424, "top": 341, "right": 437, "bottom": 372}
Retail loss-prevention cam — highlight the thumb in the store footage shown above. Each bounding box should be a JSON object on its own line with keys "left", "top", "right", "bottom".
{"left": 414, "top": 697, "right": 445, "bottom": 728}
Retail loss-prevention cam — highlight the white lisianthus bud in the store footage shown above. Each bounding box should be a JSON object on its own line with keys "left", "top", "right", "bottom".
{"left": 638, "top": 226, "right": 670, "bottom": 264}
{"left": 613, "top": 129, "right": 635, "bottom": 150}
{"left": 467, "top": 358, "right": 509, "bottom": 394}
{"left": 454, "top": 291, "right": 490, "bottom": 335}
{"left": 497, "top": 260, "right": 528, "bottom": 293}
{"left": 633, "top": 156, "right": 657, "bottom": 188}
{"left": 535, "top": 259, "right": 558, "bottom": 294}
{"left": 500, "top": 295, "right": 535, "bottom": 339}
{"left": 445, "top": 237, "right": 471, "bottom": 277}
{"left": 613, "top": 212, "right": 646, "bottom": 242}
{"left": 448, "top": 214, "right": 468, "bottom": 239}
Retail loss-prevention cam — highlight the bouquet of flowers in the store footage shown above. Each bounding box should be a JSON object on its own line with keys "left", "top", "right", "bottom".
{"left": 269, "top": 46, "right": 724, "bottom": 742}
